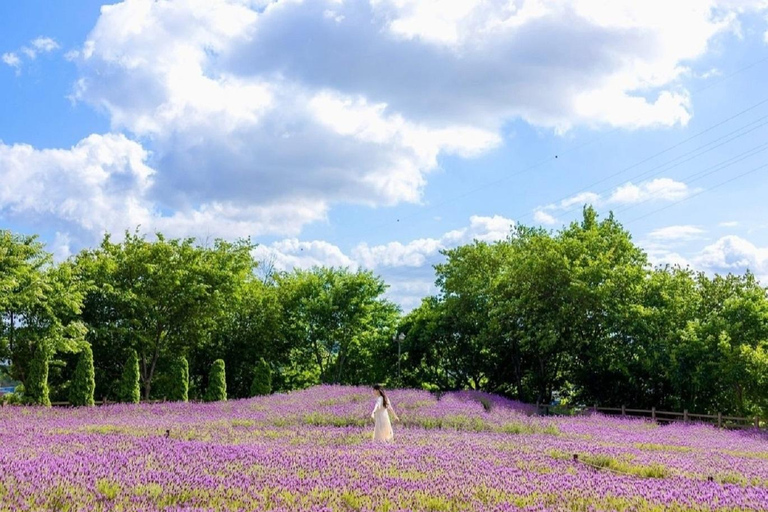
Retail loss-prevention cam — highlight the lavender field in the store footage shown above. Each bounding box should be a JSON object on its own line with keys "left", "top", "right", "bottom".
{"left": 1, "top": 386, "right": 767, "bottom": 512}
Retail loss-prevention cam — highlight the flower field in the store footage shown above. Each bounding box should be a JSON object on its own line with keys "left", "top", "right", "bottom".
{"left": 1, "top": 386, "right": 767, "bottom": 511}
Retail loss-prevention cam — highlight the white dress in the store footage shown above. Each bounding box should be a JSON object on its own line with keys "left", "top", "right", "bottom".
{"left": 371, "top": 396, "right": 398, "bottom": 442}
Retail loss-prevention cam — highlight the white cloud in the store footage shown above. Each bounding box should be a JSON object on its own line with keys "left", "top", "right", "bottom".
{"left": 1, "top": 52, "right": 20, "bottom": 69}
{"left": 694, "top": 235, "right": 768, "bottom": 282}
{"left": 645, "top": 245, "right": 692, "bottom": 269}
{"left": 608, "top": 178, "right": 693, "bottom": 204}
{"left": 2, "top": 36, "right": 60, "bottom": 72}
{"left": 559, "top": 192, "right": 602, "bottom": 210}
{"left": 251, "top": 215, "right": 514, "bottom": 309}
{"left": 354, "top": 215, "right": 513, "bottom": 268}
{"left": 648, "top": 225, "right": 705, "bottom": 241}
{"left": 534, "top": 177, "right": 693, "bottom": 221}
{"left": 252, "top": 239, "right": 358, "bottom": 271}
{"left": 719, "top": 221, "right": 739, "bottom": 227}
{"left": 52, "top": 0, "right": 767, "bottom": 238}
{"left": 30, "top": 37, "right": 60, "bottom": 53}
{"left": 0, "top": 134, "right": 325, "bottom": 247}
{"left": 534, "top": 209, "right": 558, "bottom": 226}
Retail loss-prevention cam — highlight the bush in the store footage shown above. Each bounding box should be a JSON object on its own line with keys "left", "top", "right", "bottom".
{"left": 26, "top": 348, "right": 51, "bottom": 406}
{"left": 167, "top": 356, "right": 189, "bottom": 402}
{"left": 204, "top": 359, "right": 227, "bottom": 402}
{"left": 118, "top": 350, "right": 141, "bottom": 403}
{"left": 250, "top": 358, "right": 272, "bottom": 397}
{"left": 69, "top": 344, "right": 96, "bottom": 406}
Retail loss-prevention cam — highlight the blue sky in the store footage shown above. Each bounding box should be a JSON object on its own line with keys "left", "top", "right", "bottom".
{"left": 2, "top": 0, "right": 768, "bottom": 309}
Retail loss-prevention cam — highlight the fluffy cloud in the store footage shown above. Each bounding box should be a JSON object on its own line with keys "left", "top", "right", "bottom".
{"left": 250, "top": 215, "right": 514, "bottom": 309}
{"left": 533, "top": 178, "right": 693, "bottom": 225}
{"left": 1, "top": 53, "right": 21, "bottom": 69}
{"left": 1, "top": 36, "right": 59, "bottom": 72}
{"left": 533, "top": 209, "right": 558, "bottom": 226}
{"left": 608, "top": 178, "right": 693, "bottom": 204}
{"left": 694, "top": 235, "right": 768, "bottom": 280}
{"left": 648, "top": 225, "right": 705, "bottom": 241}
{"left": 354, "top": 215, "right": 513, "bottom": 268}
{"left": 58, "top": 0, "right": 768, "bottom": 238}
{"left": 0, "top": 134, "right": 325, "bottom": 245}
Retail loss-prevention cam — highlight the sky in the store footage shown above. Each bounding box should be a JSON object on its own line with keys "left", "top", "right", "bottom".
{"left": 2, "top": 0, "right": 768, "bottom": 310}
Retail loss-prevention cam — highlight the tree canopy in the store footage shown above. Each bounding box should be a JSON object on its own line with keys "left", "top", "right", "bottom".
{"left": 2, "top": 208, "right": 767, "bottom": 417}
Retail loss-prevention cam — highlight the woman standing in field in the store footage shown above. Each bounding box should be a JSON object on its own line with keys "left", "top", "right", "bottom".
{"left": 371, "top": 384, "right": 399, "bottom": 442}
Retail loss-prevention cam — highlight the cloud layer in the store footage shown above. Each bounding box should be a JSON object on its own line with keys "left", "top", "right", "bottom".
{"left": 53, "top": 0, "right": 767, "bottom": 241}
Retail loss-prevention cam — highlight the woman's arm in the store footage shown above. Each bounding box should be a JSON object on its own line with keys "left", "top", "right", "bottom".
{"left": 387, "top": 403, "right": 400, "bottom": 422}
{"left": 371, "top": 397, "right": 381, "bottom": 419}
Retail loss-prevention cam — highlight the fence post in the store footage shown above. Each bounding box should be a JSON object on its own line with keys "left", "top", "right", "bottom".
{"left": 717, "top": 412, "right": 722, "bottom": 428}
{"left": 593, "top": 404, "right": 597, "bottom": 414}
{"left": 102, "top": 396, "right": 107, "bottom": 406}
{"left": 651, "top": 407, "right": 656, "bottom": 421}
{"left": 755, "top": 416, "right": 760, "bottom": 429}
{"left": 621, "top": 405, "right": 626, "bottom": 416}
{"left": 683, "top": 410, "right": 688, "bottom": 423}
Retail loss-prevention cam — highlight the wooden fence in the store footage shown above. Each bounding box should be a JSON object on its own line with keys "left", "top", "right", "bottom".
{"left": 49, "top": 398, "right": 167, "bottom": 407}
{"left": 537, "top": 403, "right": 764, "bottom": 430}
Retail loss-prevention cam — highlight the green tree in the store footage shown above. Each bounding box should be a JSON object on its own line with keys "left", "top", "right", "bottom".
{"left": 167, "top": 356, "right": 189, "bottom": 402}
{"left": 204, "top": 279, "right": 284, "bottom": 398}
{"left": 205, "top": 359, "right": 227, "bottom": 402}
{"left": 118, "top": 350, "right": 140, "bottom": 403}
{"left": 276, "top": 267, "right": 399, "bottom": 387}
{"left": 250, "top": 358, "right": 272, "bottom": 396}
{"left": 75, "top": 231, "right": 255, "bottom": 399}
{"left": 0, "top": 231, "right": 86, "bottom": 396}
{"left": 69, "top": 344, "right": 96, "bottom": 406}
{"left": 25, "top": 347, "right": 51, "bottom": 406}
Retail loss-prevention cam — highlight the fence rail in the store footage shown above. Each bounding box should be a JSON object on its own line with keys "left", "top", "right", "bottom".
{"left": 537, "top": 403, "right": 764, "bottom": 429}
{"left": 1, "top": 397, "right": 168, "bottom": 407}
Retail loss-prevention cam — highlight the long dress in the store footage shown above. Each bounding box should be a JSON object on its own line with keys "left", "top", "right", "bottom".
{"left": 371, "top": 396, "right": 398, "bottom": 442}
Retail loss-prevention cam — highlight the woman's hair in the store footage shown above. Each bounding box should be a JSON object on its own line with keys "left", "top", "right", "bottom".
{"left": 373, "top": 384, "right": 389, "bottom": 408}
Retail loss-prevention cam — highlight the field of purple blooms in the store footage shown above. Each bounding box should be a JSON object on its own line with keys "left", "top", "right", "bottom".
{"left": 1, "top": 386, "right": 767, "bottom": 511}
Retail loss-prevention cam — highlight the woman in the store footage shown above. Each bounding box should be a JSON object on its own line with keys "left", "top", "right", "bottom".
{"left": 371, "top": 384, "right": 399, "bottom": 442}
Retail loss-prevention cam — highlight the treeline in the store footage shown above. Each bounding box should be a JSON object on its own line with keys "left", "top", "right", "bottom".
{"left": 398, "top": 207, "right": 768, "bottom": 417}
{"left": 1, "top": 206, "right": 767, "bottom": 415}
{"left": 0, "top": 231, "right": 398, "bottom": 405}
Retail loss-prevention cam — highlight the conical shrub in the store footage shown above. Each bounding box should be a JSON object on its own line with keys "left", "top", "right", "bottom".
{"left": 204, "top": 359, "right": 227, "bottom": 402}
{"left": 26, "top": 348, "right": 51, "bottom": 406}
{"left": 118, "top": 350, "right": 141, "bottom": 404}
{"left": 250, "top": 358, "right": 272, "bottom": 397}
{"left": 167, "top": 356, "right": 189, "bottom": 402}
{"left": 69, "top": 344, "right": 96, "bottom": 406}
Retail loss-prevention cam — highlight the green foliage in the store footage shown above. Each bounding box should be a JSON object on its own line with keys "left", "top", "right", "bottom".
{"left": 69, "top": 344, "right": 95, "bottom": 406}
{"left": 0, "top": 231, "right": 86, "bottom": 397}
{"left": 250, "top": 358, "right": 272, "bottom": 396}
{"left": 75, "top": 231, "right": 255, "bottom": 400}
{"left": 166, "top": 356, "right": 189, "bottom": 402}
{"left": 276, "top": 267, "right": 400, "bottom": 388}
{"left": 118, "top": 350, "right": 140, "bottom": 404}
{"left": 25, "top": 348, "right": 51, "bottom": 406}
{"left": 204, "top": 359, "right": 227, "bottom": 402}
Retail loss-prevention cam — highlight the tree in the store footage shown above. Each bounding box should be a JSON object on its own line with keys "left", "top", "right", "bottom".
{"left": 167, "top": 356, "right": 189, "bottom": 402}
{"left": 276, "top": 267, "right": 399, "bottom": 388}
{"left": 0, "top": 231, "right": 86, "bottom": 396}
{"left": 25, "top": 347, "right": 51, "bottom": 406}
{"left": 75, "top": 231, "right": 255, "bottom": 399}
{"left": 205, "top": 359, "right": 227, "bottom": 402}
{"left": 69, "top": 344, "right": 96, "bottom": 406}
{"left": 118, "top": 350, "right": 140, "bottom": 404}
{"left": 203, "top": 279, "right": 284, "bottom": 398}
{"left": 250, "top": 358, "right": 272, "bottom": 396}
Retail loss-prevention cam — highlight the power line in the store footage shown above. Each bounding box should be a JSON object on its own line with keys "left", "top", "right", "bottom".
{"left": 350, "top": 55, "right": 768, "bottom": 243}
{"left": 624, "top": 161, "right": 768, "bottom": 225}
